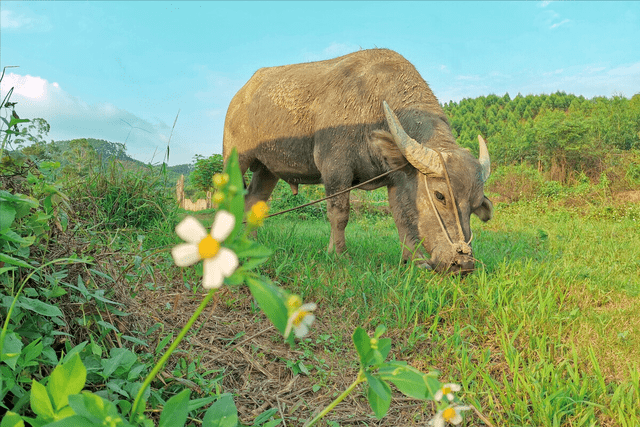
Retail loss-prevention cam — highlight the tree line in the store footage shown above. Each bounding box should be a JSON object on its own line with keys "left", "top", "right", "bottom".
{"left": 443, "top": 92, "right": 640, "bottom": 183}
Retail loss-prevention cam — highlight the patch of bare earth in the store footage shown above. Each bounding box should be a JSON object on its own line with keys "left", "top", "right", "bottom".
{"left": 118, "top": 281, "right": 448, "bottom": 426}
{"left": 615, "top": 190, "right": 640, "bottom": 203}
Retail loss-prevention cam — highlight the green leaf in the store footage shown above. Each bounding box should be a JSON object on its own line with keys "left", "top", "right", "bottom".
{"left": 378, "top": 365, "right": 428, "bottom": 400}
{"left": 0, "top": 252, "right": 32, "bottom": 268}
{"left": 1, "top": 229, "right": 36, "bottom": 246}
{"left": 0, "top": 203, "right": 16, "bottom": 231}
{"left": 40, "top": 415, "right": 97, "bottom": 427}
{"left": 30, "top": 380, "right": 55, "bottom": 420}
{"left": 0, "top": 411, "right": 24, "bottom": 427}
{"left": 67, "top": 392, "right": 121, "bottom": 424}
{"left": 202, "top": 394, "right": 238, "bottom": 427}
{"left": 61, "top": 342, "right": 88, "bottom": 364}
{"left": 1, "top": 332, "right": 23, "bottom": 369}
{"left": 352, "top": 327, "right": 371, "bottom": 367}
{"left": 159, "top": 389, "right": 191, "bottom": 427}
{"left": 378, "top": 338, "right": 391, "bottom": 362}
{"left": 423, "top": 374, "right": 442, "bottom": 400}
{"left": 366, "top": 382, "right": 391, "bottom": 420}
{"left": 20, "top": 338, "right": 43, "bottom": 365}
{"left": 155, "top": 332, "right": 173, "bottom": 353}
{"left": 48, "top": 353, "right": 87, "bottom": 411}
{"left": 101, "top": 348, "right": 136, "bottom": 379}
{"left": 235, "top": 244, "right": 272, "bottom": 259}
{"left": 365, "top": 371, "right": 391, "bottom": 401}
{"left": 16, "top": 297, "right": 63, "bottom": 317}
{"left": 246, "top": 276, "right": 288, "bottom": 337}
{"left": 373, "top": 324, "right": 387, "bottom": 339}
{"left": 223, "top": 148, "right": 245, "bottom": 241}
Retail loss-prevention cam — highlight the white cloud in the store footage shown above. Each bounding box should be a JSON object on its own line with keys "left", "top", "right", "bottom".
{"left": 550, "top": 19, "right": 570, "bottom": 29}
{"left": 301, "top": 43, "right": 360, "bottom": 62}
{"left": 456, "top": 75, "right": 481, "bottom": 81}
{"left": 543, "top": 69, "right": 564, "bottom": 76}
{"left": 539, "top": 1, "right": 554, "bottom": 7}
{"left": 0, "top": 9, "right": 51, "bottom": 32}
{"left": 1, "top": 73, "right": 181, "bottom": 164}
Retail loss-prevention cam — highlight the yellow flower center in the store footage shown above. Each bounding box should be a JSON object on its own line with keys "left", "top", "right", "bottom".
{"left": 292, "top": 310, "right": 308, "bottom": 326}
{"left": 370, "top": 338, "right": 379, "bottom": 350}
{"left": 213, "top": 173, "right": 229, "bottom": 188}
{"left": 286, "top": 295, "right": 302, "bottom": 311}
{"left": 198, "top": 235, "right": 220, "bottom": 259}
{"left": 247, "top": 201, "right": 269, "bottom": 226}
{"left": 443, "top": 407, "right": 456, "bottom": 422}
{"left": 442, "top": 386, "right": 451, "bottom": 395}
{"left": 213, "top": 191, "right": 225, "bottom": 205}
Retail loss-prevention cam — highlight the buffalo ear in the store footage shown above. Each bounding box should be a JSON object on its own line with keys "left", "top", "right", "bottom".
{"left": 473, "top": 196, "right": 493, "bottom": 222}
{"left": 370, "top": 129, "right": 411, "bottom": 171}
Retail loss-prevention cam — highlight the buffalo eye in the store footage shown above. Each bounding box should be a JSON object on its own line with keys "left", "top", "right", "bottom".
{"left": 435, "top": 191, "right": 445, "bottom": 203}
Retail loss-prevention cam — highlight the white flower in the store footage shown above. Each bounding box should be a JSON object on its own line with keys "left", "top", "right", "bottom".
{"left": 171, "top": 211, "right": 238, "bottom": 289}
{"left": 434, "top": 383, "right": 461, "bottom": 402}
{"left": 284, "top": 295, "right": 317, "bottom": 339}
{"left": 429, "top": 405, "right": 471, "bottom": 427}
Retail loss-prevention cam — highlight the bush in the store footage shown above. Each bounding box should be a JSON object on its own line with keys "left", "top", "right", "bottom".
{"left": 67, "top": 160, "right": 177, "bottom": 230}
{"left": 486, "top": 163, "right": 544, "bottom": 202}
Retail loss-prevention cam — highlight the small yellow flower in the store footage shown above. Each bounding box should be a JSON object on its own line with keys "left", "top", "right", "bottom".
{"left": 212, "top": 173, "right": 229, "bottom": 188}
{"left": 247, "top": 201, "right": 269, "bottom": 226}
{"left": 171, "top": 211, "right": 238, "bottom": 289}
{"left": 212, "top": 191, "right": 225, "bottom": 206}
{"left": 284, "top": 294, "right": 316, "bottom": 339}
{"left": 434, "top": 383, "right": 461, "bottom": 402}
{"left": 370, "top": 338, "right": 379, "bottom": 350}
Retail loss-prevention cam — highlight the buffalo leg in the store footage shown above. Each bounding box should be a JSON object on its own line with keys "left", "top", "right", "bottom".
{"left": 323, "top": 180, "right": 351, "bottom": 254}
{"left": 388, "top": 185, "right": 416, "bottom": 261}
{"left": 245, "top": 164, "right": 279, "bottom": 211}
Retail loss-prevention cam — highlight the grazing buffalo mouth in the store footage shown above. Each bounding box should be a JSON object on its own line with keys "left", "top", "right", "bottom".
{"left": 424, "top": 254, "right": 476, "bottom": 276}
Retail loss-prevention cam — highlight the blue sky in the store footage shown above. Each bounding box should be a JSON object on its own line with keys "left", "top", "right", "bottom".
{"left": 2, "top": 1, "right": 639, "bottom": 165}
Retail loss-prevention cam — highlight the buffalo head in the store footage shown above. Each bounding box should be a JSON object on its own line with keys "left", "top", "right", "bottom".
{"left": 376, "top": 101, "right": 493, "bottom": 274}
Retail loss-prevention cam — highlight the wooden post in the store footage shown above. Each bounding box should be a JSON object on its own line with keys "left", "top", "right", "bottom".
{"left": 176, "top": 174, "right": 185, "bottom": 209}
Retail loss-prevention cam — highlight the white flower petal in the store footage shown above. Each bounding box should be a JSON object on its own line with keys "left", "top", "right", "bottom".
{"left": 450, "top": 413, "right": 463, "bottom": 425}
{"left": 175, "top": 216, "right": 207, "bottom": 243}
{"left": 171, "top": 243, "right": 201, "bottom": 267}
{"left": 202, "top": 257, "right": 224, "bottom": 289}
{"left": 215, "top": 248, "right": 239, "bottom": 276}
{"left": 300, "top": 303, "right": 317, "bottom": 312}
{"left": 211, "top": 210, "right": 235, "bottom": 241}
{"left": 294, "top": 322, "right": 309, "bottom": 338}
{"left": 434, "top": 390, "right": 444, "bottom": 402}
{"left": 302, "top": 313, "right": 315, "bottom": 327}
{"left": 429, "top": 413, "right": 444, "bottom": 427}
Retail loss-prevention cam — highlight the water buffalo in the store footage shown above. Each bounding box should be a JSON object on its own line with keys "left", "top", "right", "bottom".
{"left": 223, "top": 48, "right": 492, "bottom": 274}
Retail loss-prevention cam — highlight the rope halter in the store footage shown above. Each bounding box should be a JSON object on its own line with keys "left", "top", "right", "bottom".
{"left": 422, "top": 150, "right": 473, "bottom": 255}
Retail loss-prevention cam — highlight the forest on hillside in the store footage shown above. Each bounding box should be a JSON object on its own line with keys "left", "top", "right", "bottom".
{"left": 443, "top": 91, "right": 640, "bottom": 186}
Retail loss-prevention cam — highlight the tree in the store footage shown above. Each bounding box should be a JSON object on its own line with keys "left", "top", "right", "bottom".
{"left": 190, "top": 153, "right": 224, "bottom": 193}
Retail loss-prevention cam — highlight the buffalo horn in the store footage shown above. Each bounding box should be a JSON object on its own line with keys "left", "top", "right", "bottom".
{"left": 477, "top": 135, "right": 491, "bottom": 182}
{"left": 382, "top": 101, "right": 443, "bottom": 177}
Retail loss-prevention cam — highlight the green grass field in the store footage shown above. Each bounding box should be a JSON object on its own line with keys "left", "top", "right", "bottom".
{"left": 246, "top": 195, "right": 640, "bottom": 426}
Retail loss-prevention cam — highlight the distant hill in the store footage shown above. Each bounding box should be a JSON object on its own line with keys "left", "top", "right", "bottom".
{"left": 50, "top": 138, "right": 196, "bottom": 178}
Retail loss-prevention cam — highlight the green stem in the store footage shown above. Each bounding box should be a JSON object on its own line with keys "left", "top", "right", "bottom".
{"left": 304, "top": 370, "right": 366, "bottom": 427}
{"left": 129, "top": 288, "right": 217, "bottom": 423}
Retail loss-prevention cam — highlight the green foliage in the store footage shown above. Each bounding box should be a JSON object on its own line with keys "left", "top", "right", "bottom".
{"left": 190, "top": 154, "right": 224, "bottom": 193}
{"left": 444, "top": 91, "right": 640, "bottom": 182}
{"left": 269, "top": 181, "right": 326, "bottom": 219}
{"left": 68, "top": 159, "right": 178, "bottom": 230}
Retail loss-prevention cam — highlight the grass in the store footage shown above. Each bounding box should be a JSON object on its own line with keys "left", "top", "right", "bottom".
{"left": 251, "top": 196, "right": 640, "bottom": 426}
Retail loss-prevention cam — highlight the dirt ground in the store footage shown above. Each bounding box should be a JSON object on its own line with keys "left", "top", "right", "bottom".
{"left": 115, "top": 280, "right": 450, "bottom": 426}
